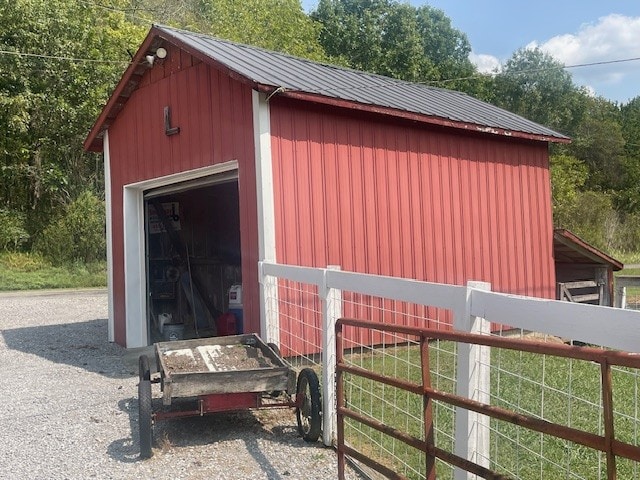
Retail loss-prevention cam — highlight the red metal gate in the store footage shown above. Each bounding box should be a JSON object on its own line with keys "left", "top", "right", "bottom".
{"left": 336, "top": 317, "right": 640, "bottom": 480}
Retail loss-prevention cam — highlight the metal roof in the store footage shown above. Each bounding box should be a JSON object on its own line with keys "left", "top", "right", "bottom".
{"left": 84, "top": 25, "right": 569, "bottom": 152}
{"left": 553, "top": 229, "right": 623, "bottom": 270}
{"left": 156, "top": 25, "right": 568, "bottom": 142}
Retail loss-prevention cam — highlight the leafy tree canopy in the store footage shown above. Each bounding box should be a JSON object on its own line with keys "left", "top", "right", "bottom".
{"left": 0, "top": 0, "right": 144, "bottom": 239}
{"left": 2, "top": 0, "right": 640, "bottom": 258}
{"left": 130, "top": 0, "right": 327, "bottom": 61}
{"left": 311, "top": 0, "right": 476, "bottom": 85}
{"left": 490, "top": 48, "right": 586, "bottom": 135}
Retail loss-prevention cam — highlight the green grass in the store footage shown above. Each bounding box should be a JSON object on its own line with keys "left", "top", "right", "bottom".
{"left": 0, "top": 251, "right": 106, "bottom": 291}
{"left": 611, "top": 250, "right": 640, "bottom": 266}
{"left": 342, "top": 342, "right": 640, "bottom": 479}
{"left": 618, "top": 269, "right": 640, "bottom": 277}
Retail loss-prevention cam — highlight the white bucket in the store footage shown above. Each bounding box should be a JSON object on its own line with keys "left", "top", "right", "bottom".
{"left": 158, "top": 313, "right": 172, "bottom": 334}
{"left": 229, "top": 284, "right": 242, "bottom": 307}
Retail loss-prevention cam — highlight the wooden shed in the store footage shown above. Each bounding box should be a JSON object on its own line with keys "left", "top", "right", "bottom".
{"left": 554, "top": 229, "right": 623, "bottom": 306}
{"left": 85, "top": 25, "right": 569, "bottom": 348}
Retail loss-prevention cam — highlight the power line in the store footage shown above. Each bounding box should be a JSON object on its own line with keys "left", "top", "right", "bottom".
{"left": 0, "top": 49, "right": 130, "bottom": 64}
{"left": 429, "top": 56, "right": 640, "bottom": 86}
{"left": 0, "top": 34, "right": 638, "bottom": 93}
{"left": 75, "top": 0, "right": 155, "bottom": 25}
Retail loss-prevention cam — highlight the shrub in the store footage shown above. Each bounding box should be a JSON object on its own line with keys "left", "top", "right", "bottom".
{"left": 0, "top": 208, "right": 29, "bottom": 250}
{"left": 35, "top": 191, "right": 106, "bottom": 265}
{"left": 0, "top": 251, "right": 49, "bottom": 271}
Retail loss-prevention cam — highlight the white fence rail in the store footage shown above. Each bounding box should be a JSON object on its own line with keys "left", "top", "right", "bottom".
{"left": 259, "top": 261, "right": 640, "bottom": 479}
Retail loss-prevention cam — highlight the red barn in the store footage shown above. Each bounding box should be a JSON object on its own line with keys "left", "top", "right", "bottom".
{"left": 85, "top": 25, "right": 568, "bottom": 348}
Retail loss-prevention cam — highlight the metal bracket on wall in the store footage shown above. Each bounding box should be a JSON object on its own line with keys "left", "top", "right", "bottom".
{"left": 164, "top": 106, "right": 180, "bottom": 136}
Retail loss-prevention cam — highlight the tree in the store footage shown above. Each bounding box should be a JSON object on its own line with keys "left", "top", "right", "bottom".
{"left": 311, "top": 0, "right": 475, "bottom": 83}
{"left": 130, "top": 0, "right": 327, "bottom": 61}
{"left": 621, "top": 96, "right": 640, "bottom": 161}
{"left": 570, "top": 97, "right": 625, "bottom": 191}
{"left": 491, "top": 48, "right": 584, "bottom": 135}
{"left": 35, "top": 190, "right": 106, "bottom": 264}
{"left": 0, "top": 0, "right": 145, "bottom": 243}
{"left": 550, "top": 154, "right": 588, "bottom": 228}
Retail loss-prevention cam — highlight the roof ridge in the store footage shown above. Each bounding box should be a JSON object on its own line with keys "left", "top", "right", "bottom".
{"left": 84, "top": 24, "right": 570, "bottom": 152}
{"left": 153, "top": 24, "right": 462, "bottom": 96}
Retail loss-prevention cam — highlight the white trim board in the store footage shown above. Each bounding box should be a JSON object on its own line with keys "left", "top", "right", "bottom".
{"left": 253, "top": 90, "right": 278, "bottom": 341}
{"left": 103, "top": 131, "right": 115, "bottom": 342}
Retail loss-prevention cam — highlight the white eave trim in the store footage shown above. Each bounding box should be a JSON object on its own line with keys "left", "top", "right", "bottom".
{"left": 104, "top": 131, "right": 115, "bottom": 342}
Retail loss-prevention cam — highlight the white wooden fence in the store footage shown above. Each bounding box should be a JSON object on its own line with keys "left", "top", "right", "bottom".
{"left": 259, "top": 261, "right": 640, "bottom": 479}
{"left": 614, "top": 275, "right": 640, "bottom": 309}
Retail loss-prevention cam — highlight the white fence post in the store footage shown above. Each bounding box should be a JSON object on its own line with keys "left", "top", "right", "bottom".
{"left": 614, "top": 276, "right": 640, "bottom": 309}
{"left": 321, "top": 265, "right": 342, "bottom": 446}
{"left": 453, "top": 281, "right": 491, "bottom": 480}
{"left": 258, "top": 261, "right": 279, "bottom": 344}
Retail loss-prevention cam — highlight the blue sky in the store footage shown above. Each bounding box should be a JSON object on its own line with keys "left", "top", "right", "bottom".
{"left": 303, "top": 1, "right": 640, "bottom": 103}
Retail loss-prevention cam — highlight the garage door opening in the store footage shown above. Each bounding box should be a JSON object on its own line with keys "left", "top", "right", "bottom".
{"left": 144, "top": 176, "right": 242, "bottom": 343}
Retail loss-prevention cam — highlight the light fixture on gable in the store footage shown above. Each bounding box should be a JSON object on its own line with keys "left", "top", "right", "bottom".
{"left": 145, "top": 47, "right": 168, "bottom": 67}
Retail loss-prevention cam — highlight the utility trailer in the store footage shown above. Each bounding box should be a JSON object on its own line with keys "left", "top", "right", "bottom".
{"left": 137, "top": 333, "right": 321, "bottom": 458}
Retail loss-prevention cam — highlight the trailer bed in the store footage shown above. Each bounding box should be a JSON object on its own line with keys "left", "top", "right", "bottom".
{"left": 155, "top": 334, "right": 296, "bottom": 405}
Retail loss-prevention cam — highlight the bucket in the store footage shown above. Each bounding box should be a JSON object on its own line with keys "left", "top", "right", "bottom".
{"left": 158, "top": 313, "right": 172, "bottom": 334}
{"left": 163, "top": 323, "right": 184, "bottom": 341}
{"left": 228, "top": 284, "right": 242, "bottom": 307}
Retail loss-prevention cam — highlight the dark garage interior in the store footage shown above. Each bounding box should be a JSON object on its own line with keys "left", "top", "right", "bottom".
{"left": 144, "top": 179, "right": 242, "bottom": 343}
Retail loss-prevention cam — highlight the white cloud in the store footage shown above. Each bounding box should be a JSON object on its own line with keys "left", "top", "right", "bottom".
{"left": 528, "top": 14, "right": 640, "bottom": 95}
{"left": 469, "top": 52, "right": 501, "bottom": 73}
{"left": 467, "top": 14, "right": 640, "bottom": 102}
{"left": 534, "top": 14, "right": 640, "bottom": 65}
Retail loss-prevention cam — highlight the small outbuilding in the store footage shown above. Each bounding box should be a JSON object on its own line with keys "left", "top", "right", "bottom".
{"left": 85, "top": 25, "right": 569, "bottom": 347}
{"left": 553, "top": 229, "right": 623, "bottom": 306}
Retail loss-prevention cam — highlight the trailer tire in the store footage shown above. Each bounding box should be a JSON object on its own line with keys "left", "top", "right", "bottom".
{"left": 139, "top": 355, "right": 151, "bottom": 382}
{"left": 296, "top": 368, "right": 322, "bottom": 442}
{"left": 138, "top": 379, "right": 153, "bottom": 459}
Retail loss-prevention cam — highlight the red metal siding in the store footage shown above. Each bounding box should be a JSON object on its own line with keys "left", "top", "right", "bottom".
{"left": 108, "top": 46, "right": 259, "bottom": 345}
{"left": 271, "top": 100, "right": 555, "bottom": 336}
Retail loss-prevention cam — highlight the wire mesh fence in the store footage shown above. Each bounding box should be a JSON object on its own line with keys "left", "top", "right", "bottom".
{"left": 338, "top": 300, "right": 456, "bottom": 479}
{"left": 267, "top": 278, "right": 322, "bottom": 367}
{"left": 263, "top": 271, "right": 460, "bottom": 478}
{"left": 261, "top": 263, "right": 640, "bottom": 479}
{"left": 484, "top": 326, "right": 640, "bottom": 480}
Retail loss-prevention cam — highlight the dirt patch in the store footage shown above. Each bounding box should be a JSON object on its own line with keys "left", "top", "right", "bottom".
{"left": 163, "top": 344, "right": 277, "bottom": 374}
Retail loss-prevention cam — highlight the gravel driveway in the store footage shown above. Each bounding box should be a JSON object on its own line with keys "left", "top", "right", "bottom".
{"left": 0, "top": 290, "right": 362, "bottom": 479}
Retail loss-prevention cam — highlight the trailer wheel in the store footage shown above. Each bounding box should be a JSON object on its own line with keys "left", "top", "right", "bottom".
{"left": 138, "top": 379, "right": 153, "bottom": 459}
{"left": 139, "top": 355, "right": 151, "bottom": 382}
{"left": 296, "top": 368, "right": 322, "bottom": 442}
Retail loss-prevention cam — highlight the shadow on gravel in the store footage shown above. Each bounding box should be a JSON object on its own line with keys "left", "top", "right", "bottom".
{"left": 1, "top": 319, "right": 133, "bottom": 379}
{"left": 109, "top": 394, "right": 329, "bottom": 478}
{"left": 107, "top": 397, "right": 142, "bottom": 464}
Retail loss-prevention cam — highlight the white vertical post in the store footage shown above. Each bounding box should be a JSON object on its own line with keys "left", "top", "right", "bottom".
{"left": 321, "top": 265, "right": 342, "bottom": 446}
{"left": 252, "top": 91, "right": 278, "bottom": 339}
{"left": 453, "top": 281, "right": 491, "bottom": 480}
{"left": 103, "top": 131, "right": 115, "bottom": 343}
{"left": 122, "top": 185, "right": 147, "bottom": 348}
{"left": 258, "top": 261, "right": 280, "bottom": 345}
